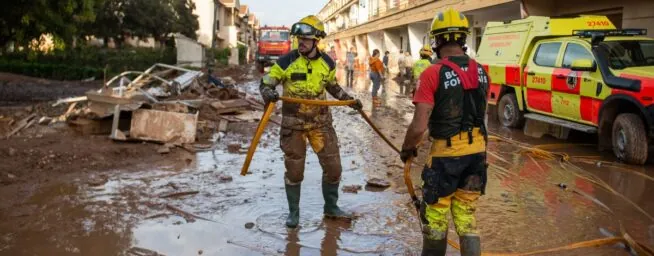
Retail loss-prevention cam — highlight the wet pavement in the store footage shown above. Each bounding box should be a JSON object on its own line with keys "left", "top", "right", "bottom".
{"left": 1, "top": 69, "right": 654, "bottom": 255}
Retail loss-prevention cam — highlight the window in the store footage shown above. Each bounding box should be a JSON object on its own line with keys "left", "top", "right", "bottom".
{"left": 602, "top": 40, "right": 654, "bottom": 69}
{"left": 474, "top": 27, "right": 482, "bottom": 52}
{"left": 562, "top": 43, "right": 594, "bottom": 68}
{"left": 260, "top": 30, "right": 290, "bottom": 41}
{"left": 534, "top": 42, "right": 561, "bottom": 67}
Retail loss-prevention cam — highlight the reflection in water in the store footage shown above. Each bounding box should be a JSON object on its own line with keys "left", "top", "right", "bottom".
{"left": 284, "top": 229, "right": 300, "bottom": 256}
{"left": 320, "top": 220, "right": 350, "bottom": 256}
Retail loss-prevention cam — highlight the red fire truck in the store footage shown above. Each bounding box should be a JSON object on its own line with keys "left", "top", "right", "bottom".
{"left": 256, "top": 26, "right": 292, "bottom": 72}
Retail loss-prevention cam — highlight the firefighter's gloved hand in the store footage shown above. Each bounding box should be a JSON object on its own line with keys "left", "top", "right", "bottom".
{"left": 261, "top": 87, "right": 279, "bottom": 104}
{"left": 350, "top": 99, "right": 363, "bottom": 110}
{"left": 400, "top": 147, "right": 418, "bottom": 163}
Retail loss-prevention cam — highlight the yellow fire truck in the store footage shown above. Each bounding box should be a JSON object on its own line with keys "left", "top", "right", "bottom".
{"left": 477, "top": 15, "right": 654, "bottom": 164}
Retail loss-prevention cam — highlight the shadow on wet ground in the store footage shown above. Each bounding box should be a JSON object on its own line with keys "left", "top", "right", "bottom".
{"left": 1, "top": 69, "right": 653, "bottom": 255}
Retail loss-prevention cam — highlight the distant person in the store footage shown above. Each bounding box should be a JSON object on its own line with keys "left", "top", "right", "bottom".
{"left": 397, "top": 49, "right": 406, "bottom": 78}
{"left": 403, "top": 51, "right": 413, "bottom": 79}
{"left": 328, "top": 46, "right": 338, "bottom": 64}
{"left": 410, "top": 45, "right": 434, "bottom": 96}
{"left": 369, "top": 49, "right": 384, "bottom": 107}
{"left": 345, "top": 47, "right": 357, "bottom": 87}
{"left": 383, "top": 51, "right": 390, "bottom": 75}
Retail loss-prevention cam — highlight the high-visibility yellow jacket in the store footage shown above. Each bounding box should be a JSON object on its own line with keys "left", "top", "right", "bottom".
{"left": 261, "top": 49, "right": 352, "bottom": 130}
{"left": 413, "top": 58, "right": 432, "bottom": 79}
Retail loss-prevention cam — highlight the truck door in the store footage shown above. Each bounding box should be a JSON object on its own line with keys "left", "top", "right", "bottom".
{"left": 525, "top": 41, "right": 563, "bottom": 114}
{"left": 559, "top": 41, "right": 606, "bottom": 125}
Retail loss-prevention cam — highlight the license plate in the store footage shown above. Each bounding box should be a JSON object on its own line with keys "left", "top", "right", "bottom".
{"left": 270, "top": 56, "right": 279, "bottom": 60}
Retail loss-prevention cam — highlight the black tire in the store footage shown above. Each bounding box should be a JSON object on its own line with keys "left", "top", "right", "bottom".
{"left": 497, "top": 93, "right": 524, "bottom": 128}
{"left": 612, "top": 113, "right": 648, "bottom": 165}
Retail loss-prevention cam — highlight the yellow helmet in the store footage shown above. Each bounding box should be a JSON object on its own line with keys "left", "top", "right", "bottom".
{"left": 430, "top": 8, "right": 469, "bottom": 50}
{"left": 291, "top": 15, "right": 326, "bottom": 40}
{"left": 419, "top": 44, "right": 433, "bottom": 57}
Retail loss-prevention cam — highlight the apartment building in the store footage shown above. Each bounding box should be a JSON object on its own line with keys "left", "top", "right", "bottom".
{"left": 317, "top": 0, "right": 653, "bottom": 72}
{"left": 193, "top": 0, "right": 259, "bottom": 49}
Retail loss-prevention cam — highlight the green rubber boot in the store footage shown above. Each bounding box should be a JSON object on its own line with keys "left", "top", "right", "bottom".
{"left": 322, "top": 182, "right": 353, "bottom": 219}
{"left": 460, "top": 235, "right": 481, "bottom": 256}
{"left": 285, "top": 184, "right": 301, "bottom": 228}
{"left": 421, "top": 235, "right": 448, "bottom": 256}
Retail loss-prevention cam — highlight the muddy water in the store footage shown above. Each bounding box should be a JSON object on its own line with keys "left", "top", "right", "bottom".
{"left": 1, "top": 70, "right": 653, "bottom": 255}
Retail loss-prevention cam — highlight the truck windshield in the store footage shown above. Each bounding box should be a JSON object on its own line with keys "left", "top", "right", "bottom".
{"left": 260, "top": 31, "right": 290, "bottom": 42}
{"left": 602, "top": 40, "right": 654, "bottom": 69}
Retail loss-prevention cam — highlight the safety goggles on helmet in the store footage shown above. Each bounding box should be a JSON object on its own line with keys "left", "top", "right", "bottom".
{"left": 429, "top": 26, "right": 470, "bottom": 37}
{"left": 291, "top": 23, "right": 325, "bottom": 39}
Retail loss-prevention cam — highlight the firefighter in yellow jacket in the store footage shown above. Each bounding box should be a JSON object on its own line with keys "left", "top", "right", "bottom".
{"left": 409, "top": 45, "right": 434, "bottom": 95}
{"left": 259, "top": 15, "right": 363, "bottom": 228}
{"left": 400, "top": 8, "right": 489, "bottom": 256}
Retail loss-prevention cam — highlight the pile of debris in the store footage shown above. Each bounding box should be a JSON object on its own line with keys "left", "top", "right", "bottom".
{"left": 2, "top": 63, "right": 274, "bottom": 154}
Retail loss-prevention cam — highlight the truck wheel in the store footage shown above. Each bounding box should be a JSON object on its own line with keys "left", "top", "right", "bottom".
{"left": 498, "top": 93, "right": 524, "bottom": 128}
{"left": 612, "top": 113, "right": 648, "bottom": 165}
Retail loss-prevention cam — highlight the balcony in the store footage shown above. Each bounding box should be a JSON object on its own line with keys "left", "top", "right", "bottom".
{"left": 321, "top": 0, "right": 432, "bottom": 25}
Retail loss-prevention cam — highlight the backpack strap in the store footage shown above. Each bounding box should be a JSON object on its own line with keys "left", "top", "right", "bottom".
{"left": 439, "top": 58, "right": 479, "bottom": 90}
{"left": 438, "top": 57, "right": 486, "bottom": 144}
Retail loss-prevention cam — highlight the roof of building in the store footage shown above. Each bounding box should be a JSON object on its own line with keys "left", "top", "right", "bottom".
{"left": 219, "top": 0, "right": 238, "bottom": 8}
{"left": 239, "top": 5, "right": 248, "bottom": 16}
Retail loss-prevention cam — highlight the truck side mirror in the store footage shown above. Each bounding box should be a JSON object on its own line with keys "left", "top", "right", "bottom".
{"left": 571, "top": 59, "right": 596, "bottom": 72}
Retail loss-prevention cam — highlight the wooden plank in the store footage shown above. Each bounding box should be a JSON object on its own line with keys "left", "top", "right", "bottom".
{"left": 52, "top": 96, "right": 87, "bottom": 107}
{"left": 86, "top": 91, "right": 141, "bottom": 105}
{"left": 4, "top": 114, "right": 37, "bottom": 139}
{"left": 210, "top": 99, "right": 251, "bottom": 114}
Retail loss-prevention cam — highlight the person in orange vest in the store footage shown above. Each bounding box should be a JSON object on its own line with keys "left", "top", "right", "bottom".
{"left": 400, "top": 8, "right": 490, "bottom": 256}
{"left": 369, "top": 49, "right": 385, "bottom": 107}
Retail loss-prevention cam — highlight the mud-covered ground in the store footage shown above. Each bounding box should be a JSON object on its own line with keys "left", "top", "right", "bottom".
{"left": 1, "top": 68, "right": 653, "bottom": 255}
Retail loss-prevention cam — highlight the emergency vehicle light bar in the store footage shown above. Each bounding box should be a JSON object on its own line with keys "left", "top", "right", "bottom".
{"left": 572, "top": 29, "right": 648, "bottom": 38}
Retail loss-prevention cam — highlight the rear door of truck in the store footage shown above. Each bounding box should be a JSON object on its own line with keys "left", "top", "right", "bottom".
{"left": 477, "top": 21, "right": 532, "bottom": 105}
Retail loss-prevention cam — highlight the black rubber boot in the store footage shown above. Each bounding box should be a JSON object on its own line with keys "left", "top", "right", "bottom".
{"left": 460, "top": 235, "right": 481, "bottom": 256}
{"left": 421, "top": 235, "right": 448, "bottom": 256}
{"left": 322, "top": 182, "right": 353, "bottom": 219}
{"left": 285, "top": 184, "right": 301, "bottom": 228}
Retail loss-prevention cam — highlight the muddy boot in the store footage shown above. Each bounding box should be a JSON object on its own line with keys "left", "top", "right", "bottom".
{"left": 285, "top": 184, "right": 301, "bottom": 228}
{"left": 460, "top": 235, "right": 481, "bottom": 256}
{"left": 322, "top": 182, "right": 353, "bottom": 219}
{"left": 422, "top": 236, "right": 448, "bottom": 256}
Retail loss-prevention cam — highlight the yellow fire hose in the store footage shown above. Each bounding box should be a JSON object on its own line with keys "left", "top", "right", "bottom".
{"left": 240, "top": 96, "right": 399, "bottom": 176}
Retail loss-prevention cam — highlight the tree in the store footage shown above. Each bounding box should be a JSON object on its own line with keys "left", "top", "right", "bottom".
{"left": 122, "top": 0, "right": 175, "bottom": 45}
{"left": 81, "top": 0, "right": 124, "bottom": 47}
{"left": 172, "top": 0, "right": 199, "bottom": 40}
{"left": 0, "top": 0, "right": 97, "bottom": 50}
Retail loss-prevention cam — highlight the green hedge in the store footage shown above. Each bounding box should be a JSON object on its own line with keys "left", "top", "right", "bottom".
{"left": 0, "top": 47, "right": 176, "bottom": 80}
{"left": 0, "top": 60, "right": 103, "bottom": 80}
{"left": 238, "top": 45, "right": 248, "bottom": 64}
{"left": 211, "top": 48, "right": 230, "bottom": 66}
